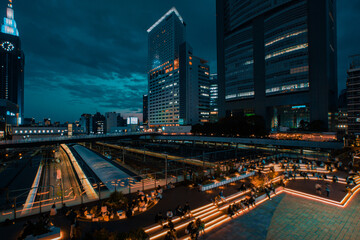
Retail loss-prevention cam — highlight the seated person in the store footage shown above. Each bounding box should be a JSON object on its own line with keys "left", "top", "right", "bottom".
{"left": 156, "top": 191, "right": 163, "bottom": 200}
{"left": 175, "top": 205, "right": 184, "bottom": 218}
{"left": 332, "top": 175, "right": 338, "bottom": 183}
{"left": 219, "top": 190, "right": 226, "bottom": 202}
{"left": 183, "top": 202, "right": 191, "bottom": 217}
{"left": 155, "top": 211, "right": 164, "bottom": 225}
{"left": 139, "top": 200, "right": 146, "bottom": 211}
{"left": 157, "top": 185, "right": 163, "bottom": 194}
{"left": 227, "top": 205, "right": 234, "bottom": 217}
{"left": 167, "top": 182, "right": 175, "bottom": 189}
{"left": 164, "top": 219, "right": 174, "bottom": 230}
{"left": 166, "top": 209, "right": 174, "bottom": 220}
{"left": 249, "top": 196, "right": 256, "bottom": 207}
{"left": 214, "top": 195, "right": 221, "bottom": 205}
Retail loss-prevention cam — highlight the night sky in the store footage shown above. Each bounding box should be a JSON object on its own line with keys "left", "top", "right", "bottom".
{"left": 1, "top": 0, "right": 359, "bottom": 123}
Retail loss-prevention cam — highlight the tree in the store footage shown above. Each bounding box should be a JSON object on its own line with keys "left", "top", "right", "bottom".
{"left": 309, "top": 120, "right": 326, "bottom": 132}
{"left": 191, "top": 115, "right": 268, "bottom": 137}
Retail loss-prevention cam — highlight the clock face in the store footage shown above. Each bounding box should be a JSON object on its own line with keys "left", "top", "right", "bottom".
{"left": 1, "top": 41, "right": 15, "bottom": 52}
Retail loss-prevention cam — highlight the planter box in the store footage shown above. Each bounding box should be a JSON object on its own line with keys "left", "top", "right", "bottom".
{"left": 24, "top": 227, "right": 61, "bottom": 240}
{"left": 199, "top": 172, "right": 255, "bottom": 191}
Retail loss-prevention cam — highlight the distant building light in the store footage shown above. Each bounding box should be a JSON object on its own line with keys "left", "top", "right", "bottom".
{"left": 292, "top": 105, "right": 307, "bottom": 109}
{"left": 147, "top": 7, "right": 184, "bottom": 33}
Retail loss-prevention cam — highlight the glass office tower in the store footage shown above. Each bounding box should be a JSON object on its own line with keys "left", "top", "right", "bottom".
{"left": 347, "top": 55, "right": 360, "bottom": 136}
{"left": 217, "top": 0, "right": 337, "bottom": 130}
{"left": 147, "top": 8, "right": 210, "bottom": 127}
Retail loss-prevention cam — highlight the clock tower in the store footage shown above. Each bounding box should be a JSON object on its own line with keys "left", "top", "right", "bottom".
{"left": 0, "top": 0, "right": 24, "bottom": 124}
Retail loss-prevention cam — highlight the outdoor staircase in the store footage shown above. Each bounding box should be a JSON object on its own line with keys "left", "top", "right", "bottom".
{"left": 144, "top": 185, "right": 280, "bottom": 240}
{"left": 144, "top": 191, "right": 242, "bottom": 239}
{"left": 354, "top": 175, "right": 360, "bottom": 185}
{"left": 260, "top": 163, "right": 330, "bottom": 174}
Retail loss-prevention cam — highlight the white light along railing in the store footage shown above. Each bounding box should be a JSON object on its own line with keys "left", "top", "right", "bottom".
{"left": 200, "top": 172, "right": 255, "bottom": 191}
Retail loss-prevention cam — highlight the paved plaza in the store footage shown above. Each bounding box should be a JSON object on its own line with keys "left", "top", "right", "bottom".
{"left": 204, "top": 193, "right": 360, "bottom": 240}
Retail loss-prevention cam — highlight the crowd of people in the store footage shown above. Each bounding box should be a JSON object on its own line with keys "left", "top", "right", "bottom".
{"left": 155, "top": 202, "right": 192, "bottom": 226}
{"left": 18, "top": 214, "right": 52, "bottom": 239}
{"left": 155, "top": 201, "right": 205, "bottom": 240}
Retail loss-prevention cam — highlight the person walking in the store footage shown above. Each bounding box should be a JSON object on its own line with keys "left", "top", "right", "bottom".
{"left": 315, "top": 183, "right": 322, "bottom": 195}
{"left": 270, "top": 183, "right": 276, "bottom": 195}
{"left": 265, "top": 187, "right": 271, "bottom": 200}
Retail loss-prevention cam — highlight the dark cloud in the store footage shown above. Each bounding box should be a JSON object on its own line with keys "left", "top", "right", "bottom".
{"left": 0, "top": 1, "right": 357, "bottom": 122}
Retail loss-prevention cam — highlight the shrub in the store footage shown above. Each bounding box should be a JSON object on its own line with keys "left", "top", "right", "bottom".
{"left": 89, "top": 228, "right": 148, "bottom": 240}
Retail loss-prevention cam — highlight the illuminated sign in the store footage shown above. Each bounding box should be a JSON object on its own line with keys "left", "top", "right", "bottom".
{"left": 127, "top": 117, "right": 139, "bottom": 125}
{"left": 292, "top": 105, "right": 307, "bottom": 109}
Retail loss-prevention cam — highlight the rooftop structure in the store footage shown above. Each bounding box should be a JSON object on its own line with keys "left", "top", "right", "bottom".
{"left": 1, "top": 0, "right": 19, "bottom": 36}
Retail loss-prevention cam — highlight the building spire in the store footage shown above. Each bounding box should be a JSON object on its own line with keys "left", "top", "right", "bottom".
{"left": 1, "top": 0, "right": 19, "bottom": 36}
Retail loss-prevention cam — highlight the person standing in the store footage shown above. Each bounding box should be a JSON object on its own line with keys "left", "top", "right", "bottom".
{"left": 50, "top": 204, "right": 57, "bottom": 217}
{"left": 326, "top": 184, "right": 330, "bottom": 198}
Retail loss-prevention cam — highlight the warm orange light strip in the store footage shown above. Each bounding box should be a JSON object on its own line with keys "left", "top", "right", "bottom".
{"left": 342, "top": 185, "right": 360, "bottom": 207}
{"left": 283, "top": 189, "right": 343, "bottom": 207}
{"left": 150, "top": 181, "right": 359, "bottom": 240}
{"left": 145, "top": 203, "right": 215, "bottom": 233}
{"left": 205, "top": 216, "right": 231, "bottom": 232}
{"left": 225, "top": 189, "right": 251, "bottom": 201}
{"left": 193, "top": 205, "right": 216, "bottom": 217}
{"left": 146, "top": 172, "right": 358, "bottom": 239}
{"left": 191, "top": 203, "right": 214, "bottom": 214}
{"left": 202, "top": 214, "right": 227, "bottom": 229}
{"left": 201, "top": 211, "right": 222, "bottom": 222}
{"left": 149, "top": 208, "right": 221, "bottom": 239}
{"left": 284, "top": 188, "right": 342, "bottom": 204}
{"left": 182, "top": 191, "right": 285, "bottom": 239}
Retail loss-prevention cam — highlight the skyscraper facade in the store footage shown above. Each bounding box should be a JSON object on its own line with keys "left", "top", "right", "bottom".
{"left": 216, "top": 0, "right": 337, "bottom": 130}
{"left": 79, "top": 113, "right": 92, "bottom": 134}
{"left": 209, "top": 73, "right": 218, "bottom": 123}
{"left": 347, "top": 55, "right": 360, "bottom": 136}
{"left": 147, "top": 7, "right": 210, "bottom": 127}
{"left": 143, "top": 94, "right": 148, "bottom": 124}
{"left": 92, "top": 112, "right": 105, "bottom": 134}
{"left": 0, "top": 0, "right": 24, "bottom": 124}
{"left": 105, "top": 112, "right": 117, "bottom": 134}
{"left": 147, "top": 8, "right": 185, "bottom": 127}
{"left": 179, "top": 42, "right": 210, "bottom": 125}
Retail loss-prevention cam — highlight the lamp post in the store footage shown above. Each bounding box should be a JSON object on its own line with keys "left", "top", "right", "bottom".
{"left": 165, "top": 155, "right": 168, "bottom": 186}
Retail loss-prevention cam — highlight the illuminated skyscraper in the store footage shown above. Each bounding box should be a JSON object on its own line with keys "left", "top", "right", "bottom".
{"left": 217, "top": 0, "right": 337, "bottom": 130}
{"left": 0, "top": 0, "right": 24, "bottom": 125}
{"left": 1, "top": 0, "right": 19, "bottom": 36}
{"left": 209, "top": 73, "right": 218, "bottom": 123}
{"left": 347, "top": 55, "right": 360, "bottom": 136}
{"left": 147, "top": 7, "right": 210, "bottom": 127}
{"left": 143, "top": 95, "right": 148, "bottom": 124}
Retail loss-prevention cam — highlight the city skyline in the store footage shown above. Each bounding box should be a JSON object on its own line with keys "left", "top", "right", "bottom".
{"left": 0, "top": 0, "right": 359, "bottom": 123}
